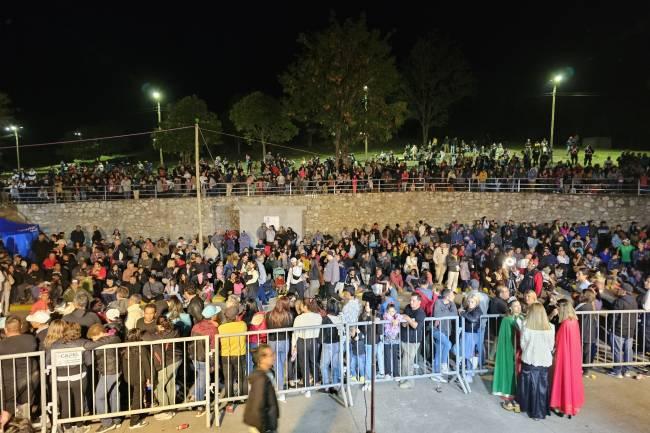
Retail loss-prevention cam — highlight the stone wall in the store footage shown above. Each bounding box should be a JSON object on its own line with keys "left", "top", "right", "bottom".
{"left": 7, "top": 192, "right": 650, "bottom": 241}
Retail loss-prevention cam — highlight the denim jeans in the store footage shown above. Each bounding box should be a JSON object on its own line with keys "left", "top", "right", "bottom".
{"left": 350, "top": 352, "right": 366, "bottom": 378}
{"left": 610, "top": 334, "right": 633, "bottom": 374}
{"left": 320, "top": 342, "right": 340, "bottom": 385}
{"left": 96, "top": 374, "right": 121, "bottom": 426}
{"left": 463, "top": 331, "right": 480, "bottom": 377}
{"left": 269, "top": 339, "right": 289, "bottom": 390}
{"left": 247, "top": 342, "right": 259, "bottom": 375}
{"left": 193, "top": 360, "right": 207, "bottom": 401}
{"left": 432, "top": 330, "right": 452, "bottom": 373}
{"left": 365, "top": 342, "right": 385, "bottom": 377}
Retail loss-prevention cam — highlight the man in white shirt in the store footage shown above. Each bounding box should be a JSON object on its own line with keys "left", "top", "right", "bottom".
{"left": 433, "top": 243, "right": 449, "bottom": 285}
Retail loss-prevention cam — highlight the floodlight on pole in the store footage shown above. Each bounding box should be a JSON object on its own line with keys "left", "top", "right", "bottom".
{"left": 549, "top": 73, "right": 566, "bottom": 155}
{"left": 151, "top": 89, "right": 164, "bottom": 166}
{"left": 5, "top": 125, "right": 22, "bottom": 170}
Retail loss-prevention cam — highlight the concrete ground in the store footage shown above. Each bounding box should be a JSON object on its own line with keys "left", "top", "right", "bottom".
{"left": 96, "top": 369, "right": 650, "bottom": 433}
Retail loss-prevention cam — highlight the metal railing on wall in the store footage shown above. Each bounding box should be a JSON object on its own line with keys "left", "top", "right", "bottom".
{"left": 2, "top": 178, "right": 647, "bottom": 204}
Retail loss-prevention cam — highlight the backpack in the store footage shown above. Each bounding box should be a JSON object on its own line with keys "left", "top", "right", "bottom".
{"left": 519, "top": 270, "right": 538, "bottom": 293}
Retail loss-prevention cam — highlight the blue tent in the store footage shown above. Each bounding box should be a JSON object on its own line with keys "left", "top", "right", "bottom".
{"left": 0, "top": 218, "right": 40, "bottom": 258}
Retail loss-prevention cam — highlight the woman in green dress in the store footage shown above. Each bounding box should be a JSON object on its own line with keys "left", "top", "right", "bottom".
{"left": 493, "top": 298, "right": 523, "bottom": 410}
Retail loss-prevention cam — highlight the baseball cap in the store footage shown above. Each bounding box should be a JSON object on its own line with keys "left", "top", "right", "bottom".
{"left": 201, "top": 304, "right": 222, "bottom": 319}
{"left": 106, "top": 309, "right": 121, "bottom": 321}
{"left": 26, "top": 310, "right": 51, "bottom": 324}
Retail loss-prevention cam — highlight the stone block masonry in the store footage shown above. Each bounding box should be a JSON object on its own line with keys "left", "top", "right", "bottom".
{"left": 9, "top": 192, "right": 650, "bottom": 241}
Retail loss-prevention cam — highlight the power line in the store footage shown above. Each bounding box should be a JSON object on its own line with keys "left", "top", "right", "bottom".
{"left": 199, "top": 127, "right": 321, "bottom": 156}
{"left": 0, "top": 126, "right": 194, "bottom": 150}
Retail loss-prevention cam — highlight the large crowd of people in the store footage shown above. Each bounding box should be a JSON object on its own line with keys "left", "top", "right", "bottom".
{"left": 2, "top": 137, "right": 650, "bottom": 202}
{"left": 0, "top": 216, "right": 649, "bottom": 430}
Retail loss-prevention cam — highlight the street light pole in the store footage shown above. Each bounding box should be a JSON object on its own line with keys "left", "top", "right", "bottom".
{"left": 152, "top": 90, "right": 164, "bottom": 167}
{"left": 5, "top": 125, "right": 21, "bottom": 171}
{"left": 549, "top": 74, "right": 563, "bottom": 157}
{"left": 363, "top": 85, "right": 369, "bottom": 159}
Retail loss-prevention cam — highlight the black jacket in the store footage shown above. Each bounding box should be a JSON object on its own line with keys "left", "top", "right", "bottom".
{"left": 63, "top": 308, "right": 102, "bottom": 337}
{"left": 122, "top": 345, "right": 152, "bottom": 385}
{"left": 243, "top": 369, "right": 279, "bottom": 432}
{"left": 461, "top": 307, "right": 482, "bottom": 333}
{"left": 84, "top": 335, "right": 122, "bottom": 375}
{"left": 612, "top": 294, "right": 638, "bottom": 339}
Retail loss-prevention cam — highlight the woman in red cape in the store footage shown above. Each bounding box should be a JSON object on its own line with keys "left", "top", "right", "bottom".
{"left": 550, "top": 299, "right": 585, "bottom": 417}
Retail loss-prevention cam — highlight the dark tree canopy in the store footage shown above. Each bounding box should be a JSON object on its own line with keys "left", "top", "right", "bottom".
{"left": 280, "top": 16, "right": 407, "bottom": 157}
{"left": 156, "top": 95, "right": 222, "bottom": 162}
{"left": 229, "top": 91, "right": 298, "bottom": 159}
{"left": 403, "top": 32, "right": 474, "bottom": 147}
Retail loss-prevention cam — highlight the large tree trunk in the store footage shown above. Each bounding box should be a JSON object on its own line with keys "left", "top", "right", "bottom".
{"left": 421, "top": 121, "right": 429, "bottom": 147}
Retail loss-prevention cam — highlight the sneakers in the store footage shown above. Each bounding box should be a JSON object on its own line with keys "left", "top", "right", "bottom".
{"left": 441, "top": 364, "right": 451, "bottom": 375}
{"left": 95, "top": 424, "right": 118, "bottom": 433}
{"left": 358, "top": 376, "right": 366, "bottom": 384}
{"left": 195, "top": 408, "right": 206, "bottom": 417}
{"left": 465, "top": 375, "right": 474, "bottom": 383}
{"left": 304, "top": 391, "right": 311, "bottom": 398}
{"left": 129, "top": 421, "right": 148, "bottom": 430}
{"left": 398, "top": 380, "right": 414, "bottom": 389}
{"left": 153, "top": 412, "right": 175, "bottom": 421}
{"left": 624, "top": 371, "right": 635, "bottom": 378}
{"left": 608, "top": 371, "right": 624, "bottom": 379}
{"left": 277, "top": 394, "right": 286, "bottom": 402}
{"left": 384, "top": 374, "right": 392, "bottom": 380}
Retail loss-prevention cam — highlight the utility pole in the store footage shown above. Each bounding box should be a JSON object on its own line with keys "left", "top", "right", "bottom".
{"left": 363, "top": 85, "right": 369, "bottom": 159}
{"left": 195, "top": 120, "right": 203, "bottom": 249}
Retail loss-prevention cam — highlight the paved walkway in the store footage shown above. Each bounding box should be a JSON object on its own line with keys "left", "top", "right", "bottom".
{"left": 97, "top": 370, "right": 649, "bottom": 433}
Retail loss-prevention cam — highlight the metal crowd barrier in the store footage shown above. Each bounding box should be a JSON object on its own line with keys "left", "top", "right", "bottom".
{"left": 460, "top": 310, "right": 650, "bottom": 392}
{"left": 50, "top": 336, "right": 211, "bottom": 432}
{"left": 0, "top": 351, "right": 47, "bottom": 433}
{"left": 577, "top": 309, "right": 650, "bottom": 369}
{"left": 3, "top": 309, "right": 648, "bottom": 432}
{"left": 344, "top": 316, "right": 468, "bottom": 402}
{"left": 213, "top": 324, "right": 349, "bottom": 427}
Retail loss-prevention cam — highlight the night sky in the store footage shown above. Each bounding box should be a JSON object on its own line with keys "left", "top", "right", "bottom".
{"left": 2, "top": 3, "right": 649, "bottom": 153}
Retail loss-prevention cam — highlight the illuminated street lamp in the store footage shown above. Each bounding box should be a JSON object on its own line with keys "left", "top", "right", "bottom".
{"left": 151, "top": 90, "right": 164, "bottom": 166}
{"left": 549, "top": 74, "right": 564, "bottom": 154}
{"left": 5, "top": 125, "right": 22, "bottom": 170}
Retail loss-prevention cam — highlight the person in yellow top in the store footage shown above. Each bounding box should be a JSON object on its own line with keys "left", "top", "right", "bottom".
{"left": 478, "top": 169, "right": 488, "bottom": 191}
{"left": 218, "top": 306, "right": 248, "bottom": 407}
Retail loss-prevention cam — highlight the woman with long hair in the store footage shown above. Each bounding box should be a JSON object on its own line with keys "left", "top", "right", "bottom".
{"left": 550, "top": 299, "right": 584, "bottom": 417}
{"left": 493, "top": 299, "right": 523, "bottom": 409}
{"left": 143, "top": 316, "right": 182, "bottom": 419}
{"left": 266, "top": 296, "right": 293, "bottom": 400}
{"left": 515, "top": 302, "right": 555, "bottom": 420}
{"left": 45, "top": 321, "right": 89, "bottom": 432}
{"left": 291, "top": 298, "right": 322, "bottom": 398}
{"left": 460, "top": 293, "right": 482, "bottom": 383}
{"left": 165, "top": 297, "right": 192, "bottom": 336}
